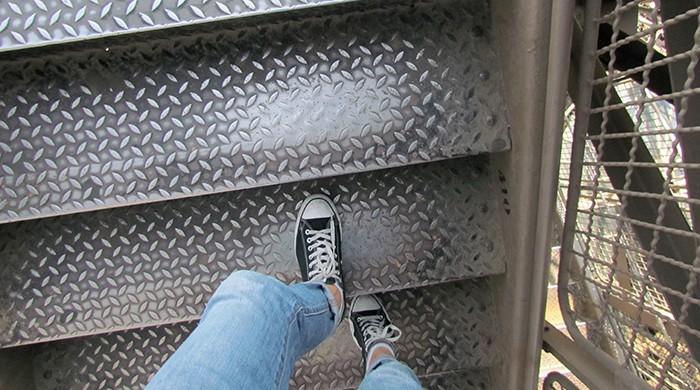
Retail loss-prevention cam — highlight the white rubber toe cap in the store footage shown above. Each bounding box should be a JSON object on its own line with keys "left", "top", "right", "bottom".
{"left": 351, "top": 294, "right": 382, "bottom": 313}
{"left": 301, "top": 195, "right": 335, "bottom": 219}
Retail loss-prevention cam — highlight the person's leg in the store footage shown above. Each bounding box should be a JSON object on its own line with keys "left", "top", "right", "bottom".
{"left": 148, "top": 194, "right": 345, "bottom": 390}
{"left": 350, "top": 295, "right": 422, "bottom": 390}
{"left": 147, "top": 271, "right": 339, "bottom": 390}
{"left": 358, "top": 357, "right": 422, "bottom": 390}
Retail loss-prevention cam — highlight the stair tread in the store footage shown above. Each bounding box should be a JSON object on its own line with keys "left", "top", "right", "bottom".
{"left": 0, "top": 0, "right": 357, "bottom": 53}
{"left": 32, "top": 279, "right": 499, "bottom": 390}
{"left": 341, "top": 370, "right": 494, "bottom": 390}
{"left": 0, "top": 0, "right": 510, "bottom": 224}
{"left": 418, "top": 370, "right": 491, "bottom": 390}
{"left": 0, "top": 158, "right": 506, "bottom": 347}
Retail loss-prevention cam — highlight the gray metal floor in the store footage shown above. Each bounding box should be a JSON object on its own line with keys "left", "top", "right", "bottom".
{"left": 0, "top": 158, "right": 505, "bottom": 347}
{"left": 418, "top": 370, "right": 491, "bottom": 390}
{"left": 0, "top": 0, "right": 357, "bottom": 53}
{"left": 33, "top": 279, "right": 499, "bottom": 390}
{"left": 0, "top": 0, "right": 509, "bottom": 223}
{"left": 0, "top": 0, "right": 511, "bottom": 388}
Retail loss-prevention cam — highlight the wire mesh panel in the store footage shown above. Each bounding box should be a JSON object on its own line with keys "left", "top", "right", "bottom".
{"left": 559, "top": 1, "right": 700, "bottom": 389}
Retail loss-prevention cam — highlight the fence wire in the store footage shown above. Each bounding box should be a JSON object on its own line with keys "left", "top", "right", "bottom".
{"left": 559, "top": 1, "right": 700, "bottom": 389}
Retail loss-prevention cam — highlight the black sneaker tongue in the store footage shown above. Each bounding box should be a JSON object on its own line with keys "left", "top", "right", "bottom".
{"left": 303, "top": 217, "right": 330, "bottom": 231}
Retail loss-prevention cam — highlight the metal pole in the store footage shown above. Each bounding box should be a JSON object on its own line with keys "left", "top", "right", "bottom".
{"left": 527, "top": 0, "right": 577, "bottom": 388}
{"left": 559, "top": 0, "right": 603, "bottom": 342}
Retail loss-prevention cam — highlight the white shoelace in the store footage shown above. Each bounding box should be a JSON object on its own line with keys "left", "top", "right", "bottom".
{"left": 358, "top": 314, "right": 402, "bottom": 346}
{"left": 305, "top": 227, "right": 338, "bottom": 281}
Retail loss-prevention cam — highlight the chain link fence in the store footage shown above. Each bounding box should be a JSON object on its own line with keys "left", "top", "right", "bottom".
{"left": 558, "top": 1, "right": 700, "bottom": 389}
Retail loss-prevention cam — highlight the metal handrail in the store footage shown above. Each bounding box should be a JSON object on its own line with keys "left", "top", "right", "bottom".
{"left": 556, "top": 1, "right": 654, "bottom": 389}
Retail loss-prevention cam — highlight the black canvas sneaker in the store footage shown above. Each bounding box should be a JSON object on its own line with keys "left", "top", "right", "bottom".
{"left": 349, "top": 294, "right": 402, "bottom": 372}
{"left": 295, "top": 194, "right": 344, "bottom": 316}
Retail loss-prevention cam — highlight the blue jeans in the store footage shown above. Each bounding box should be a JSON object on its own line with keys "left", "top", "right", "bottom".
{"left": 148, "top": 270, "right": 422, "bottom": 390}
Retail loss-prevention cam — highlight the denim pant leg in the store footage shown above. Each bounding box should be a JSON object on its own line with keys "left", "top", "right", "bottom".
{"left": 358, "top": 357, "right": 422, "bottom": 390}
{"left": 147, "top": 270, "right": 337, "bottom": 390}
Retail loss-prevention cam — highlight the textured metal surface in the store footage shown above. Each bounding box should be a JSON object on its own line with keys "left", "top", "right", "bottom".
{"left": 417, "top": 370, "right": 491, "bottom": 390}
{"left": 0, "top": 0, "right": 355, "bottom": 52}
{"left": 32, "top": 279, "right": 499, "bottom": 390}
{"left": 0, "top": 0, "right": 510, "bottom": 224}
{"left": 293, "top": 280, "right": 498, "bottom": 389}
{"left": 0, "top": 158, "right": 506, "bottom": 347}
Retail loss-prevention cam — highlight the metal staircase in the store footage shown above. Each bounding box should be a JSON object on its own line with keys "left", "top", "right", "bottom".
{"left": 0, "top": 0, "right": 535, "bottom": 388}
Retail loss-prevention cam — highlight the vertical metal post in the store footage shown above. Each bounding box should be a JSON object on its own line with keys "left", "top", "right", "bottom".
{"left": 528, "top": 0, "right": 577, "bottom": 386}
{"left": 559, "top": 0, "right": 603, "bottom": 329}
{"left": 660, "top": 1, "right": 700, "bottom": 232}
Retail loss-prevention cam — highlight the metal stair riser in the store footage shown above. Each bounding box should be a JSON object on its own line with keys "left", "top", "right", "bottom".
{"left": 0, "top": 158, "right": 506, "bottom": 347}
{"left": 0, "top": 0, "right": 510, "bottom": 223}
{"left": 0, "top": 0, "right": 361, "bottom": 53}
{"left": 32, "top": 279, "right": 499, "bottom": 390}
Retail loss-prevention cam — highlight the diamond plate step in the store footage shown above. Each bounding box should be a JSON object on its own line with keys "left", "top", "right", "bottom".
{"left": 417, "top": 370, "right": 491, "bottom": 390}
{"left": 31, "top": 279, "right": 499, "bottom": 390}
{"left": 0, "top": 0, "right": 360, "bottom": 53}
{"left": 0, "top": 157, "right": 506, "bottom": 347}
{"left": 0, "top": 0, "right": 510, "bottom": 224}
